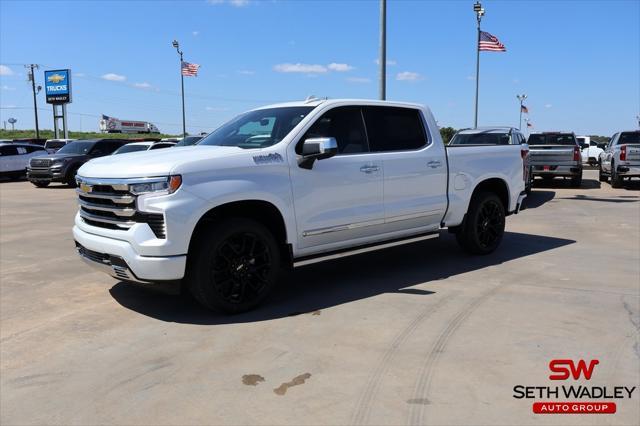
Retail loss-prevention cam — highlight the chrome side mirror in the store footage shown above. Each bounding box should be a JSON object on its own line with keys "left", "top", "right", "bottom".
{"left": 298, "top": 137, "right": 338, "bottom": 169}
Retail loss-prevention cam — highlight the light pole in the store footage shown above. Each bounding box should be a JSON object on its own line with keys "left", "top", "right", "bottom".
{"left": 517, "top": 94, "right": 527, "bottom": 130}
{"left": 473, "top": 2, "right": 485, "bottom": 128}
{"left": 379, "top": 0, "right": 386, "bottom": 100}
{"left": 172, "top": 39, "right": 186, "bottom": 138}
{"left": 26, "top": 64, "right": 41, "bottom": 139}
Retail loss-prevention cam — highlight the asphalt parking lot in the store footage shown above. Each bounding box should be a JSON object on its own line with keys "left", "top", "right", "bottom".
{"left": 1, "top": 170, "right": 639, "bottom": 425}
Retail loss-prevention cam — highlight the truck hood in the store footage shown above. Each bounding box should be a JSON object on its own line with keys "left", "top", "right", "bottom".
{"left": 77, "top": 146, "right": 244, "bottom": 178}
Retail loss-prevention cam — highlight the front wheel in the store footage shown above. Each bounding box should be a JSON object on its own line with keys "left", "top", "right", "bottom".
{"left": 31, "top": 181, "right": 50, "bottom": 188}
{"left": 187, "top": 218, "right": 281, "bottom": 313}
{"left": 65, "top": 168, "right": 79, "bottom": 187}
{"left": 456, "top": 192, "right": 505, "bottom": 255}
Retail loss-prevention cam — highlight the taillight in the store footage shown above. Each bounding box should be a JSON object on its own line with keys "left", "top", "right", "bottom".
{"left": 573, "top": 146, "right": 580, "bottom": 161}
{"left": 521, "top": 148, "right": 529, "bottom": 160}
{"left": 620, "top": 145, "right": 627, "bottom": 161}
{"left": 521, "top": 148, "right": 529, "bottom": 181}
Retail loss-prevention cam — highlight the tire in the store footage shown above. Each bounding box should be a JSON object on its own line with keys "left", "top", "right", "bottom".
{"left": 187, "top": 218, "right": 281, "bottom": 313}
{"left": 570, "top": 171, "right": 583, "bottom": 188}
{"left": 610, "top": 162, "right": 623, "bottom": 188}
{"left": 65, "top": 168, "right": 79, "bottom": 187}
{"left": 456, "top": 192, "right": 505, "bottom": 255}
{"left": 598, "top": 161, "right": 607, "bottom": 182}
{"left": 31, "top": 181, "right": 50, "bottom": 188}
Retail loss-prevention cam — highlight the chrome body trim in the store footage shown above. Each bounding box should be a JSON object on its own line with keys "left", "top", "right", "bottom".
{"left": 78, "top": 210, "right": 136, "bottom": 227}
{"left": 78, "top": 199, "right": 136, "bottom": 216}
{"left": 75, "top": 189, "right": 134, "bottom": 204}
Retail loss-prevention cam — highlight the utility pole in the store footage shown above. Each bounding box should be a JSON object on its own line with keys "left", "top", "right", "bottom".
{"left": 379, "top": 0, "right": 386, "bottom": 100}
{"left": 26, "top": 64, "right": 41, "bottom": 139}
{"left": 473, "top": 2, "right": 485, "bottom": 128}
{"left": 172, "top": 40, "right": 186, "bottom": 138}
{"left": 516, "top": 94, "right": 527, "bottom": 130}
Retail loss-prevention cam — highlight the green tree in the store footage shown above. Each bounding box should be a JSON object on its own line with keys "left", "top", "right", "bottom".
{"left": 439, "top": 127, "right": 457, "bottom": 144}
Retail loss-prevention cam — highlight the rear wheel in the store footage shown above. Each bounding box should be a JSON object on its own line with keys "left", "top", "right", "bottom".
{"left": 188, "top": 218, "right": 281, "bottom": 313}
{"left": 610, "top": 162, "right": 623, "bottom": 188}
{"left": 570, "top": 171, "right": 583, "bottom": 188}
{"left": 598, "top": 161, "right": 607, "bottom": 182}
{"left": 456, "top": 192, "right": 505, "bottom": 255}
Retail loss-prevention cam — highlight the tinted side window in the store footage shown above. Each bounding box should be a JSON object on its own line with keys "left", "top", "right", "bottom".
{"left": 26, "top": 145, "right": 45, "bottom": 153}
{"left": 299, "top": 106, "right": 368, "bottom": 155}
{"left": 0, "top": 146, "right": 19, "bottom": 156}
{"left": 363, "top": 106, "right": 428, "bottom": 152}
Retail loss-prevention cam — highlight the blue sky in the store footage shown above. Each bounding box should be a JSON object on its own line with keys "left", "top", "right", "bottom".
{"left": 1, "top": 0, "right": 638, "bottom": 136}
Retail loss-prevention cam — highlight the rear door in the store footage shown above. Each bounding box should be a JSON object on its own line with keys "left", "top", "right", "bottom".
{"left": 289, "top": 106, "right": 384, "bottom": 251}
{"left": 0, "top": 145, "right": 19, "bottom": 172}
{"left": 602, "top": 133, "right": 618, "bottom": 172}
{"left": 362, "top": 106, "right": 447, "bottom": 232}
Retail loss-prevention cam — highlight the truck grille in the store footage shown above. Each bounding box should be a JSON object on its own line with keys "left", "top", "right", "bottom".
{"left": 76, "top": 177, "right": 166, "bottom": 239}
{"left": 30, "top": 158, "right": 52, "bottom": 168}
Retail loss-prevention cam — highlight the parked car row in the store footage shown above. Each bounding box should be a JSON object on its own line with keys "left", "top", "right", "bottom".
{"left": 0, "top": 136, "right": 204, "bottom": 184}
{"left": 448, "top": 129, "right": 640, "bottom": 189}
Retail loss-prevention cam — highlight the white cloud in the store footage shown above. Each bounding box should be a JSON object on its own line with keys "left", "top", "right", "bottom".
{"left": 374, "top": 59, "right": 397, "bottom": 66}
{"left": 237, "top": 70, "right": 255, "bottom": 75}
{"left": 0, "top": 65, "right": 14, "bottom": 76}
{"left": 396, "top": 71, "right": 422, "bottom": 81}
{"left": 74, "top": 72, "right": 86, "bottom": 77}
{"left": 101, "top": 73, "right": 126, "bottom": 82}
{"left": 1, "top": 85, "right": 15, "bottom": 90}
{"left": 274, "top": 63, "right": 327, "bottom": 73}
{"left": 327, "top": 63, "right": 354, "bottom": 72}
{"left": 545, "top": 104, "right": 553, "bottom": 109}
{"left": 133, "top": 82, "right": 152, "bottom": 89}
{"left": 192, "top": 31, "right": 200, "bottom": 36}
{"left": 346, "top": 77, "right": 371, "bottom": 84}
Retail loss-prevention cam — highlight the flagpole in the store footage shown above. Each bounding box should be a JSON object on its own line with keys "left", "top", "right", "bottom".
{"left": 172, "top": 39, "right": 187, "bottom": 138}
{"left": 473, "top": 2, "right": 484, "bottom": 128}
{"left": 517, "top": 94, "right": 527, "bottom": 130}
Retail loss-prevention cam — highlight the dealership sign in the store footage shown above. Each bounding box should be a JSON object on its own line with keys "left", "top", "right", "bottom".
{"left": 44, "top": 69, "right": 72, "bottom": 104}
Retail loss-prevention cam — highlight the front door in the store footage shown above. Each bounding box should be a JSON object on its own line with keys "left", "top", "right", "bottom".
{"left": 289, "top": 106, "right": 384, "bottom": 251}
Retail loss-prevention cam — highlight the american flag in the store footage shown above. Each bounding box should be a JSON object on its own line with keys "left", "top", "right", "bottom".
{"left": 527, "top": 122, "right": 533, "bottom": 128}
{"left": 521, "top": 105, "right": 529, "bottom": 113}
{"left": 479, "top": 31, "right": 506, "bottom": 52}
{"left": 181, "top": 61, "right": 200, "bottom": 77}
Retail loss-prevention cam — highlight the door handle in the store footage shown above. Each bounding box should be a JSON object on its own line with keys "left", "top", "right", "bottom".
{"left": 360, "top": 165, "right": 379, "bottom": 174}
{"left": 427, "top": 160, "right": 442, "bottom": 168}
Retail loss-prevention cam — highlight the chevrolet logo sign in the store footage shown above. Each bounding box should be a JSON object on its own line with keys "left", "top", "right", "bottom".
{"left": 80, "top": 183, "right": 92, "bottom": 193}
{"left": 47, "top": 73, "right": 65, "bottom": 84}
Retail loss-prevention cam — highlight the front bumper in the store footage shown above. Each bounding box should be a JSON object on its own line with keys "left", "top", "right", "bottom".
{"left": 73, "top": 225, "right": 186, "bottom": 282}
{"left": 27, "top": 167, "right": 64, "bottom": 182}
{"left": 531, "top": 165, "right": 581, "bottom": 177}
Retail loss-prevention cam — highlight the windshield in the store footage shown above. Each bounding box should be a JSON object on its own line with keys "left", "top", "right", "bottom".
{"left": 45, "top": 141, "right": 66, "bottom": 149}
{"left": 619, "top": 132, "right": 640, "bottom": 145}
{"left": 175, "top": 136, "right": 202, "bottom": 147}
{"left": 528, "top": 133, "right": 576, "bottom": 146}
{"left": 199, "top": 106, "right": 315, "bottom": 149}
{"left": 56, "top": 141, "right": 94, "bottom": 155}
{"left": 450, "top": 132, "right": 511, "bottom": 145}
{"left": 113, "top": 144, "right": 149, "bottom": 154}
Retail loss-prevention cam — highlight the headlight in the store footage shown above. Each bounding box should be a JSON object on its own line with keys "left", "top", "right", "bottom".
{"left": 52, "top": 158, "right": 70, "bottom": 166}
{"left": 129, "top": 175, "right": 182, "bottom": 195}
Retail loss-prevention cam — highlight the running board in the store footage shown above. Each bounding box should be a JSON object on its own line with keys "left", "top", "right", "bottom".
{"left": 293, "top": 231, "right": 440, "bottom": 268}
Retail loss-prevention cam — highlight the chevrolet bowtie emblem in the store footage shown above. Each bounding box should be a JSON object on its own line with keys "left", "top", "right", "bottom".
{"left": 80, "top": 183, "right": 92, "bottom": 193}
{"left": 47, "top": 73, "right": 65, "bottom": 83}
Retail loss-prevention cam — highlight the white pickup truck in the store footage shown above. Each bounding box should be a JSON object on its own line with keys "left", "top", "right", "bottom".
{"left": 598, "top": 130, "right": 640, "bottom": 187}
{"left": 73, "top": 99, "right": 526, "bottom": 313}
